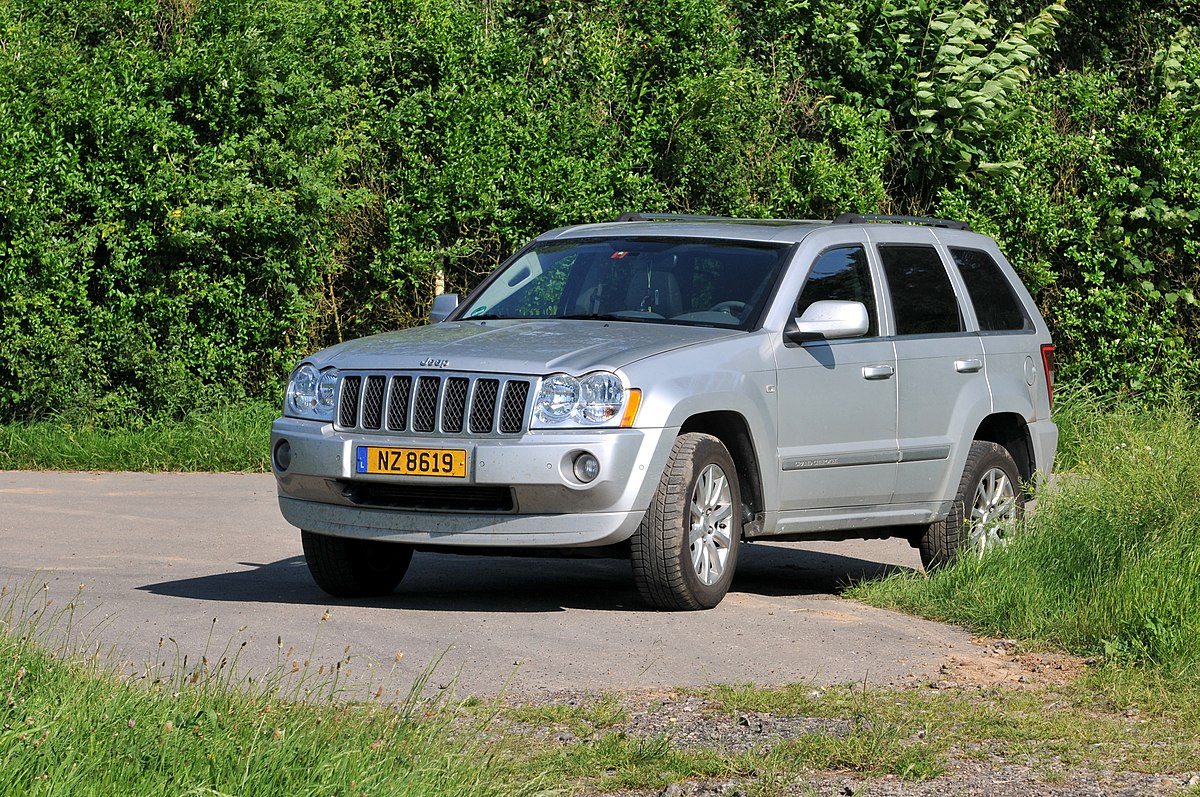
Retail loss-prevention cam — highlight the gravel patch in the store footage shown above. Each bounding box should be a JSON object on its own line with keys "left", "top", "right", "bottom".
{"left": 577, "top": 766, "right": 1198, "bottom": 797}
{"left": 499, "top": 670, "right": 1199, "bottom": 797}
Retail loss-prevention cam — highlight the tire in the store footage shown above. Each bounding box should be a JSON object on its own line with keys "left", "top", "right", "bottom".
{"left": 631, "top": 433, "right": 742, "bottom": 610}
{"left": 301, "top": 530, "right": 413, "bottom": 598}
{"left": 918, "top": 440, "right": 1024, "bottom": 570}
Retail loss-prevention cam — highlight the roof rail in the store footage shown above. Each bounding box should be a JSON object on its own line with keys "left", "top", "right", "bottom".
{"left": 615, "top": 212, "right": 729, "bottom": 222}
{"left": 832, "top": 213, "right": 971, "bottom": 231}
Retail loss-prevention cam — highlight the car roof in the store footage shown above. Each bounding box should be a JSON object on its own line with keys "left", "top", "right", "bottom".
{"left": 534, "top": 213, "right": 980, "bottom": 246}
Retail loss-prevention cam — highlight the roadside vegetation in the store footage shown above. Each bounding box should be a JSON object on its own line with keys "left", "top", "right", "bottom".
{"left": 850, "top": 384, "right": 1200, "bottom": 679}
{"left": 4, "top": 590, "right": 1200, "bottom": 796}
{"left": 0, "top": 587, "right": 540, "bottom": 796}
{"left": 0, "top": 401, "right": 274, "bottom": 472}
{"left": 2, "top": 0, "right": 1198, "bottom": 430}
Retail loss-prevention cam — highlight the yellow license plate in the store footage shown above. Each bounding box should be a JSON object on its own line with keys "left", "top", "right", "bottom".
{"left": 355, "top": 446, "right": 468, "bottom": 477}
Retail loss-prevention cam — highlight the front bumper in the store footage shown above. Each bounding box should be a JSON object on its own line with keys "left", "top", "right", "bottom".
{"left": 271, "top": 417, "right": 673, "bottom": 547}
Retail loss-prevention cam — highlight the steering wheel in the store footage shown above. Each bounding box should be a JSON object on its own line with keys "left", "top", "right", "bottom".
{"left": 709, "top": 301, "right": 747, "bottom": 317}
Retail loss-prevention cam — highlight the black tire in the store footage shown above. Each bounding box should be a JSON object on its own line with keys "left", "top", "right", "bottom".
{"left": 631, "top": 433, "right": 742, "bottom": 610}
{"left": 918, "top": 440, "right": 1024, "bottom": 570}
{"left": 301, "top": 530, "right": 413, "bottom": 598}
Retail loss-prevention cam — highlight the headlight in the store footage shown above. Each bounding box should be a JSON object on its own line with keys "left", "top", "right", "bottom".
{"left": 533, "top": 371, "right": 633, "bottom": 427}
{"left": 579, "top": 372, "right": 624, "bottom": 423}
{"left": 285, "top": 364, "right": 338, "bottom": 421}
{"left": 535, "top": 374, "right": 580, "bottom": 423}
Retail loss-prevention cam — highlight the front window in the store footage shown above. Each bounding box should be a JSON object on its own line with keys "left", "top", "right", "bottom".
{"left": 795, "top": 245, "right": 879, "bottom": 337}
{"left": 456, "top": 237, "right": 790, "bottom": 329}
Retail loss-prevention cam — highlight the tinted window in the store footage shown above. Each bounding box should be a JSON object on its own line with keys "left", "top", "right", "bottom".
{"left": 951, "top": 248, "right": 1033, "bottom": 332}
{"left": 878, "top": 245, "right": 963, "bottom": 335}
{"left": 460, "top": 238, "right": 788, "bottom": 329}
{"left": 796, "top": 245, "right": 878, "bottom": 337}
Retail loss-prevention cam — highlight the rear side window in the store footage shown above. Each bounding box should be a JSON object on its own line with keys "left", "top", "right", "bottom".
{"left": 878, "top": 245, "right": 963, "bottom": 335}
{"left": 951, "top": 248, "right": 1034, "bottom": 332}
{"left": 796, "top": 245, "right": 878, "bottom": 336}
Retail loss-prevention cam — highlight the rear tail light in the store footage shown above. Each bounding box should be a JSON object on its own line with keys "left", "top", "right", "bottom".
{"left": 1040, "top": 344, "right": 1055, "bottom": 410}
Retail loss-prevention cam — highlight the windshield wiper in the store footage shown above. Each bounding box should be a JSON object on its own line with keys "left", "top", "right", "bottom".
{"left": 557, "top": 313, "right": 663, "bottom": 323}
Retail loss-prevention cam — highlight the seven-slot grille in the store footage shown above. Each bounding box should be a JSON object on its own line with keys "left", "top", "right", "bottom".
{"left": 337, "top": 372, "right": 532, "bottom": 436}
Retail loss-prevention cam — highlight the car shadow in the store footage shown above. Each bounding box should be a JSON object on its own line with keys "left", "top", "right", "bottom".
{"left": 136, "top": 543, "right": 920, "bottom": 613}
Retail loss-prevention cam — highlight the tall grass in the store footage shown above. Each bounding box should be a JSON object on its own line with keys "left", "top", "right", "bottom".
{"left": 0, "top": 402, "right": 276, "bottom": 472}
{"left": 851, "top": 385, "right": 1200, "bottom": 676}
{"left": 0, "top": 584, "right": 538, "bottom": 797}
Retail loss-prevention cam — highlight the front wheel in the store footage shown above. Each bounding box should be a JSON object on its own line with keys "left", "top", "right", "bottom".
{"left": 631, "top": 433, "right": 742, "bottom": 610}
{"left": 918, "top": 440, "right": 1024, "bottom": 569}
{"left": 301, "top": 530, "right": 413, "bottom": 597}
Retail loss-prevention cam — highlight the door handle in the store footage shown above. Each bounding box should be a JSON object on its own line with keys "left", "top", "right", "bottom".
{"left": 862, "top": 364, "right": 895, "bottom": 380}
{"left": 955, "top": 358, "right": 984, "bottom": 373}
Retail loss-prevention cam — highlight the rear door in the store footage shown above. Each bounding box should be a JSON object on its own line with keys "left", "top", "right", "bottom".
{"left": 872, "top": 231, "right": 990, "bottom": 505}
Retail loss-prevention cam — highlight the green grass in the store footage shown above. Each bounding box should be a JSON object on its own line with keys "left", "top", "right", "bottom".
{"left": 849, "top": 384, "right": 1200, "bottom": 676}
{"left": 0, "top": 586, "right": 542, "bottom": 797}
{"left": 0, "top": 402, "right": 276, "bottom": 472}
{"left": 701, "top": 674, "right": 1200, "bottom": 779}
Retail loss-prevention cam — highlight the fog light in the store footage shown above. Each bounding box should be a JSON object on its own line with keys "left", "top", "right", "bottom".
{"left": 572, "top": 452, "right": 600, "bottom": 483}
{"left": 274, "top": 440, "right": 292, "bottom": 472}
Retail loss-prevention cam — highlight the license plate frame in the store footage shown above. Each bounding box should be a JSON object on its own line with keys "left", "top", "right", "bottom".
{"left": 355, "top": 446, "right": 468, "bottom": 478}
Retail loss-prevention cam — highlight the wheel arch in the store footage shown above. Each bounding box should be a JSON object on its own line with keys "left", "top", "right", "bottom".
{"left": 678, "top": 411, "right": 764, "bottom": 527}
{"left": 973, "top": 412, "right": 1034, "bottom": 492}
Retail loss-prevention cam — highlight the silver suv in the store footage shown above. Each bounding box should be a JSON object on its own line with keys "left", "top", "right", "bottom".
{"left": 271, "top": 213, "right": 1058, "bottom": 610}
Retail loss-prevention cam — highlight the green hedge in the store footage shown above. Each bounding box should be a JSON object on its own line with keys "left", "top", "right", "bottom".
{"left": 1, "top": 0, "right": 1197, "bottom": 425}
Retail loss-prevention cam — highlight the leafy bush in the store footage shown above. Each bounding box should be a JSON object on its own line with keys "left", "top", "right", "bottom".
{"left": 1, "top": 0, "right": 1197, "bottom": 424}
{"left": 935, "top": 67, "right": 1200, "bottom": 395}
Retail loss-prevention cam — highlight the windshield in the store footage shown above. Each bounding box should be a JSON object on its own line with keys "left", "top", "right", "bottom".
{"left": 456, "top": 237, "right": 790, "bottom": 329}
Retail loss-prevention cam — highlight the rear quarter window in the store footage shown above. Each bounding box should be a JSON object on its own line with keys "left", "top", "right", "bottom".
{"left": 951, "top": 248, "right": 1034, "bottom": 332}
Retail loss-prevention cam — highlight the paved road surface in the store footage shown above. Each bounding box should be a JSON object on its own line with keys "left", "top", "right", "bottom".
{"left": 0, "top": 471, "right": 976, "bottom": 699}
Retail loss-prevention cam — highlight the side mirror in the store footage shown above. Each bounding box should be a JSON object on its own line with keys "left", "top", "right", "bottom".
{"left": 429, "top": 293, "right": 459, "bottom": 323}
{"left": 785, "top": 300, "right": 869, "bottom": 343}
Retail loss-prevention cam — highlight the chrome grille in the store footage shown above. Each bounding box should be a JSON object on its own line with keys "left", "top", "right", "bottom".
{"left": 338, "top": 376, "right": 362, "bottom": 428}
{"left": 362, "top": 375, "right": 386, "bottom": 430}
{"left": 413, "top": 377, "right": 439, "bottom": 432}
{"left": 469, "top": 379, "right": 499, "bottom": 434}
{"left": 443, "top": 377, "right": 469, "bottom": 433}
{"left": 386, "top": 376, "right": 412, "bottom": 431}
{"left": 500, "top": 381, "right": 530, "bottom": 433}
{"left": 337, "top": 371, "right": 533, "bottom": 437}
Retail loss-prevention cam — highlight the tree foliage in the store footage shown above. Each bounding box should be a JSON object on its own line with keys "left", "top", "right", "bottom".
{"left": 1, "top": 0, "right": 1197, "bottom": 423}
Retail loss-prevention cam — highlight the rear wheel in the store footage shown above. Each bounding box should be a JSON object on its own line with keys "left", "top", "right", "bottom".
{"left": 918, "top": 440, "right": 1024, "bottom": 569}
{"left": 631, "top": 433, "right": 742, "bottom": 610}
{"left": 301, "top": 530, "right": 413, "bottom": 597}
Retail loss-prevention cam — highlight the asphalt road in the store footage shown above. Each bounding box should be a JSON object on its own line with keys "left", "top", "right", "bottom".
{"left": 0, "top": 471, "right": 978, "bottom": 700}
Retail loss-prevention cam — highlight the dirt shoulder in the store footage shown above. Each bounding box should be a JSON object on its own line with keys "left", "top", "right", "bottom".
{"left": 499, "top": 638, "right": 1199, "bottom": 797}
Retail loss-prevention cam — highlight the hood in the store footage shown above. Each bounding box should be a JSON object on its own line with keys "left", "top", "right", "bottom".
{"left": 305, "top": 319, "right": 741, "bottom": 375}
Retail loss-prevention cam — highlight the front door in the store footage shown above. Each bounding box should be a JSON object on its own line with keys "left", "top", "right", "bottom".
{"left": 774, "top": 244, "right": 898, "bottom": 512}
